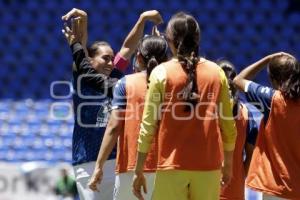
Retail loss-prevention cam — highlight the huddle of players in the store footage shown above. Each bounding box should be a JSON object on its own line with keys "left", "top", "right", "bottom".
{"left": 62, "top": 8, "right": 300, "bottom": 200}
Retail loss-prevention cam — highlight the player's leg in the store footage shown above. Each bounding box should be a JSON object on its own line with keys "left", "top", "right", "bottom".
{"left": 152, "top": 170, "right": 189, "bottom": 200}
{"left": 113, "top": 172, "right": 135, "bottom": 200}
{"left": 189, "top": 170, "right": 221, "bottom": 200}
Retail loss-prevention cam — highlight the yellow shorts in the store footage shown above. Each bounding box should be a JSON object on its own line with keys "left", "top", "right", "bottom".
{"left": 152, "top": 169, "right": 221, "bottom": 200}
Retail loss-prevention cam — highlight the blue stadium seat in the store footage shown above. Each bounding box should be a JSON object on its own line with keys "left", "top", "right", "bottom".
{"left": 96, "top": 0, "right": 111, "bottom": 9}
{"left": 12, "top": 137, "right": 27, "bottom": 150}
{"left": 44, "top": 150, "right": 56, "bottom": 162}
{"left": 218, "top": 42, "right": 231, "bottom": 53}
{"left": 52, "top": 137, "right": 64, "bottom": 150}
{"left": 5, "top": 150, "right": 17, "bottom": 162}
{"left": 3, "top": 12, "right": 14, "bottom": 24}
{"left": 282, "top": 27, "right": 294, "bottom": 40}
{"left": 270, "top": 14, "right": 283, "bottom": 26}
{"left": 276, "top": 0, "right": 289, "bottom": 10}
{"left": 240, "top": 1, "right": 255, "bottom": 11}
{"left": 23, "top": 150, "right": 36, "bottom": 161}
{"left": 233, "top": 13, "right": 247, "bottom": 25}
{"left": 18, "top": 126, "right": 32, "bottom": 137}
{"left": 3, "top": 53, "right": 15, "bottom": 64}
{"left": 204, "top": 1, "right": 218, "bottom": 11}
{"left": 223, "top": 26, "right": 236, "bottom": 37}
{"left": 261, "top": 27, "right": 275, "bottom": 38}
{"left": 260, "top": 1, "right": 272, "bottom": 11}
{"left": 62, "top": 138, "right": 72, "bottom": 149}
{"left": 27, "top": 1, "right": 40, "bottom": 10}
{"left": 1, "top": 136, "right": 15, "bottom": 149}
{"left": 113, "top": 0, "right": 128, "bottom": 10}
{"left": 36, "top": 125, "right": 48, "bottom": 137}
{"left": 27, "top": 137, "right": 46, "bottom": 150}
{"left": 215, "top": 12, "right": 229, "bottom": 25}
{"left": 58, "top": 125, "right": 72, "bottom": 137}
{"left": 7, "top": 115, "right": 22, "bottom": 125}
{"left": 0, "top": 150, "right": 7, "bottom": 160}
{"left": 63, "top": 151, "right": 72, "bottom": 162}
{"left": 188, "top": 1, "right": 201, "bottom": 9}
{"left": 222, "top": 0, "right": 235, "bottom": 11}
{"left": 289, "top": 13, "right": 300, "bottom": 26}
{"left": 0, "top": 101, "right": 11, "bottom": 112}
{"left": 52, "top": 149, "right": 67, "bottom": 161}
{"left": 165, "top": 0, "right": 179, "bottom": 10}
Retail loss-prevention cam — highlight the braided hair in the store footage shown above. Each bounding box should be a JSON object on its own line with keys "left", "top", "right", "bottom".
{"left": 166, "top": 12, "right": 200, "bottom": 111}
{"left": 137, "top": 35, "right": 168, "bottom": 85}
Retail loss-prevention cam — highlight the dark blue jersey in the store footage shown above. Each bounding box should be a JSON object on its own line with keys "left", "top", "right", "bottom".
{"left": 245, "top": 81, "right": 275, "bottom": 124}
{"left": 71, "top": 43, "right": 126, "bottom": 166}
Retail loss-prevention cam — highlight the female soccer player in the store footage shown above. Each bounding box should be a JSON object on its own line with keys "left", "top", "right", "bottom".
{"left": 62, "top": 10, "right": 127, "bottom": 199}
{"left": 218, "top": 60, "right": 258, "bottom": 200}
{"left": 132, "top": 12, "right": 237, "bottom": 200}
{"left": 233, "top": 53, "right": 300, "bottom": 200}
{"left": 88, "top": 33, "right": 168, "bottom": 200}
{"left": 62, "top": 8, "right": 163, "bottom": 200}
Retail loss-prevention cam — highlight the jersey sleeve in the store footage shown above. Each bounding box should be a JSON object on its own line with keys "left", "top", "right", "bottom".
{"left": 111, "top": 77, "right": 127, "bottom": 110}
{"left": 245, "top": 81, "right": 275, "bottom": 123}
{"left": 137, "top": 65, "right": 166, "bottom": 153}
{"left": 218, "top": 69, "right": 237, "bottom": 151}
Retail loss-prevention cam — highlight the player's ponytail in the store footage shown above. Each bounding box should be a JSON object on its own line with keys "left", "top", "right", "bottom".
{"left": 137, "top": 35, "right": 168, "bottom": 86}
{"left": 166, "top": 12, "right": 200, "bottom": 111}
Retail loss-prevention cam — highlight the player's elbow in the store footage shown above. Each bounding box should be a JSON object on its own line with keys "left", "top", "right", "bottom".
{"left": 232, "top": 76, "right": 240, "bottom": 87}
{"left": 233, "top": 75, "right": 244, "bottom": 91}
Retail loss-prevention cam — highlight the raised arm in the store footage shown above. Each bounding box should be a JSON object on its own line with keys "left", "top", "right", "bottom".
{"left": 118, "top": 10, "right": 163, "bottom": 60}
{"left": 62, "top": 8, "right": 88, "bottom": 54}
{"left": 233, "top": 52, "right": 292, "bottom": 91}
{"left": 62, "top": 20, "right": 121, "bottom": 97}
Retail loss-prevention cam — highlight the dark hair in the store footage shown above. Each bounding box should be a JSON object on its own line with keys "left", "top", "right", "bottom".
{"left": 137, "top": 35, "right": 168, "bottom": 84}
{"left": 268, "top": 55, "right": 300, "bottom": 100}
{"left": 87, "top": 41, "right": 111, "bottom": 58}
{"left": 166, "top": 12, "right": 200, "bottom": 111}
{"left": 217, "top": 60, "right": 238, "bottom": 100}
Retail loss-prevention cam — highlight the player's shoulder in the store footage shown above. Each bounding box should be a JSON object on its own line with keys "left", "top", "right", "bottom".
{"left": 110, "top": 68, "right": 124, "bottom": 79}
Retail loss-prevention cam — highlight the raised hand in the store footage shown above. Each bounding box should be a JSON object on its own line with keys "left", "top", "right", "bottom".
{"left": 62, "top": 18, "right": 81, "bottom": 45}
{"left": 152, "top": 25, "right": 161, "bottom": 36}
{"left": 62, "top": 8, "right": 87, "bottom": 21}
{"left": 267, "top": 52, "right": 295, "bottom": 61}
{"left": 62, "top": 8, "right": 88, "bottom": 47}
{"left": 140, "top": 10, "right": 163, "bottom": 25}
